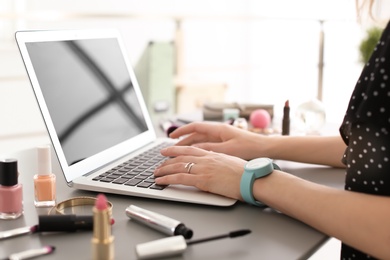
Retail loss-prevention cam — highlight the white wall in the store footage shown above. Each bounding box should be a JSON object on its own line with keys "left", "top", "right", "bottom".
{"left": 0, "top": 0, "right": 387, "bottom": 153}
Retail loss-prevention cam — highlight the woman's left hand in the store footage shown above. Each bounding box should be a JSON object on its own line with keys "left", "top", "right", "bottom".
{"left": 154, "top": 145, "right": 247, "bottom": 200}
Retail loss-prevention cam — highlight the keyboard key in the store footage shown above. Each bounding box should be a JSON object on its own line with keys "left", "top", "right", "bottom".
{"left": 96, "top": 142, "right": 172, "bottom": 190}
{"left": 124, "top": 179, "right": 142, "bottom": 186}
{"left": 137, "top": 182, "right": 153, "bottom": 188}
{"left": 134, "top": 175, "right": 148, "bottom": 180}
{"left": 150, "top": 184, "right": 167, "bottom": 190}
{"left": 112, "top": 178, "right": 129, "bottom": 184}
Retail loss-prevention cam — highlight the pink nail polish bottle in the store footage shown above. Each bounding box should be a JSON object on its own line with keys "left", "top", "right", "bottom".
{"left": 0, "top": 159, "right": 23, "bottom": 219}
{"left": 34, "top": 145, "right": 56, "bottom": 207}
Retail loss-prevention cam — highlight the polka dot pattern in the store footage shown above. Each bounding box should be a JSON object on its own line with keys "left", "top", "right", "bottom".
{"left": 339, "top": 21, "right": 390, "bottom": 259}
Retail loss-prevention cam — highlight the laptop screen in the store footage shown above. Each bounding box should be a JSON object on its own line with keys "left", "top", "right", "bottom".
{"left": 24, "top": 37, "right": 148, "bottom": 167}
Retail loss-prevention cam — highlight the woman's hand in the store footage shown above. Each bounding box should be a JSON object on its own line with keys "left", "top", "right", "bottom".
{"left": 154, "top": 145, "right": 247, "bottom": 200}
{"left": 169, "top": 121, "right": 262, "bottom": 160}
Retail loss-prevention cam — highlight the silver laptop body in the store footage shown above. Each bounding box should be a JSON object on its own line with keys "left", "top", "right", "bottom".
{"left": 15, "top": 29, "right": 236, "bottom": 207}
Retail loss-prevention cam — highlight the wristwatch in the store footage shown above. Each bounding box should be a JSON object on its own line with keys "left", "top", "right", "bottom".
{"left": 240, "top": 158, "right": 280, "bottom": 206}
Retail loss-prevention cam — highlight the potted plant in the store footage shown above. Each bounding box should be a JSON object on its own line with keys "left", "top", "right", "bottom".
{"left": 359, "top": 26, "right": 384, "bottom": 64}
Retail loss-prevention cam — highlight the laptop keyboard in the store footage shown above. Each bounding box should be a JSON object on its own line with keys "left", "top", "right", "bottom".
{"left": 92, "top": 142, "right": 172, "bottom": 190}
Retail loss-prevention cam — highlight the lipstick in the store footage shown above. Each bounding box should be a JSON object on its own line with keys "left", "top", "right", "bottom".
{"left": 0, "top": 215, "right": 115, "bottom": 241}
{"left": 91, "top": 194, "right": 114, "bottom": 260}
{"left": 38, "top": 215, "right": 93, "bottom": 232}
{"left": 282, "top": 100, "right": 290, "bottom": 135}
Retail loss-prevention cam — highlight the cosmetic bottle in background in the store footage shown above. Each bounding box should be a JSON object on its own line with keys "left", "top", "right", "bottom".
{"left": 282, "top": 100, "right": 290, "bottom": 135}
{"left": 34, "top": 145, "right": 56, "bottom": 207}
{"left": 0, "top": 159, "right": 23, "bottom": 219}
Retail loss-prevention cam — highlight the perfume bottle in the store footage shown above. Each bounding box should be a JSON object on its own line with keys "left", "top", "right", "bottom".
{"left": 295, "top": 99, "right": 326, "bottom": 135}
{"left": 34, "top": 145, "right": 56, "bottom": 207}
{"left": 0, "top": 159, "right": 23, "bottom": 219}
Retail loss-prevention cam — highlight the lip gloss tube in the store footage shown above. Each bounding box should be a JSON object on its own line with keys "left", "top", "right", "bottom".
{"left": 125, "top": 205, "right": 193, "bottom": 239}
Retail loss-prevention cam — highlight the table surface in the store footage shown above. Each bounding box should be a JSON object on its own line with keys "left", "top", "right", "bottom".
{"left": 0, "top": 147, "right": 345, "bottom": 260}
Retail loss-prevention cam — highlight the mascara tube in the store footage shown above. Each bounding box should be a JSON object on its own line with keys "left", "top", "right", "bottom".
{"left": 125, "top": 205, "right": 193, "bottom": 239}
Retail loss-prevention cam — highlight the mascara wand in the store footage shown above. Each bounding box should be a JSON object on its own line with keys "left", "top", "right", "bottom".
{"left": 136, "top": 229, "right": 251, "bottom": 259}
{"left": 187, "top": 229, "right": 251, "bottom": 245}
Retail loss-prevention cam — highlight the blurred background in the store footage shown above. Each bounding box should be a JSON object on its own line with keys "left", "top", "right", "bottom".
{"left": 0, "top": 0, "right": 389, "bottom": 154}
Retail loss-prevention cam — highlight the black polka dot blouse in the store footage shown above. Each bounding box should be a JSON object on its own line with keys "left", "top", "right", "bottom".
{"left": 339, "top": 21, "right": 390, "bottom": 259}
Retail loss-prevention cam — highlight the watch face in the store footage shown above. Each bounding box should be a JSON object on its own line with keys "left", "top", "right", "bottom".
{"left": 246, "top": 158, "right": 271, "bottom": 170}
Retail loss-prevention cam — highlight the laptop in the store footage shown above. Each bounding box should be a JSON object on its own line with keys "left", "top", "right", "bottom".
{"left": 15, "top": 29, "right": 236, "bottom": 207}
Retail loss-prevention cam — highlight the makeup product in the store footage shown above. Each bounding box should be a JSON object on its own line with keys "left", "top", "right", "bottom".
{"left": 125, "top": 205, "right": 193, "bottom": 239}
{"left": 233, "top": 118, "right": 248, "bottom": 130}
{"left": 92, "top": 194, "right": 114, "bottom": 260}
{"left": 2, "top": 245, "right": 55, "bottom": 260}
{"left": 0, "top": 215, "right": 115, "bottom": 241}
{"left": 223, "top": 108, "right": 240, "bottom": 122}
{"left": 282, "top": 100, "right": 290, "bottom": 135}
{"left": 34, "top": 145, "right": 56, "bottom": 207}
{"left": 136, "top": 229, "right": 251, "bottom": 259}
{"left": 52, "top": 196, "right": 113, "bottom": 216}
{"left": 159, "top": 119, "right": 186, "bottom": 137}
{"left": 249, "top": 109, "right": 271, "bottom": 129}
{"left": 51, "top": 196, "right": 115, "bottom": 225}
{"left": 0, "top": 226, "right": 38, "bottom": 240}
{"left": 0, "top": 159, "right": 23, "bottom": 219}
{"left": 159, "top": 120, "right": 179, "bottom": 137}
{"left": 38, "top": 214, "right": 94, "bottom": 232}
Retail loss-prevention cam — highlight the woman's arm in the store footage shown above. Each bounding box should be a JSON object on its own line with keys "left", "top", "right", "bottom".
{"left": 260, "top": 135, "right": 346, "bottom": 168}
{"left": 154, "top": 146, "right": 390, "bottom": 259}
{"left": 170, "top": 122, "right": 346, "bottom": 168}
{"left": 255, "top": 170, "right": 390, "bottom": 259}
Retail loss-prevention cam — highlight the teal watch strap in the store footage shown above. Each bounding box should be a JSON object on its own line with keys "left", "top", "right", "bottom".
{"left": 240, "top": 158, "right": 280, "bottom": 207}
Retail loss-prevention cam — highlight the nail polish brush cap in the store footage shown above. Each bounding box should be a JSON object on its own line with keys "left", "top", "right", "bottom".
{"left": 0, "top": 159, "right": 18, "bottom": 186}
{"left": 37, "top": 145, "right": 52, "bottom": 175}
{"left": 136, "top": 236, "right": 187, "bottom": 259}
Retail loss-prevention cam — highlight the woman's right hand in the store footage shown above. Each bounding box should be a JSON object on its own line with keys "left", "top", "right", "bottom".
{"left": 169, "top": 121, "right": 264, "bottom": 160}
{"left": 155, "top": 145, "right": 247, "bottom": 200}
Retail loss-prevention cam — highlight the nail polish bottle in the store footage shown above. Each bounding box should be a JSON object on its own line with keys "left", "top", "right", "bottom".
{"left": 0, "top": 159, "right": 23, "bottom": 219}
{"left": 34, "top": 145, "right": 56, "bottom": 207}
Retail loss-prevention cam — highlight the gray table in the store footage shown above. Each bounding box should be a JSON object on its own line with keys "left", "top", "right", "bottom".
{"left": 0, "top": 148, "right": 345, "bottom": 260}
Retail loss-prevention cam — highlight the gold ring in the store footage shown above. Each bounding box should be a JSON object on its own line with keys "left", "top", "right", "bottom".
{"left": 49, "top": 196, "right": 113, "bottom": 215}
{"left": 185, "top": 162, "right": 195, "bottom": 174}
